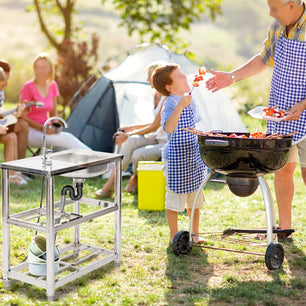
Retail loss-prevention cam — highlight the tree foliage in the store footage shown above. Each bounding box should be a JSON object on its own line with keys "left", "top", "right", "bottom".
{"left": 29, "top": 0, "right": 222, "bottom": 108}
{"left": 30, "top": 0, "right": 76, "bottom": 52}
{"left": 103, "top": 0, "right": 223, "bottom": 47}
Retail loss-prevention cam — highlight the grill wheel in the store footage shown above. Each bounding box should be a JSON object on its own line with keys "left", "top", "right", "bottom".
{"left": 173, "top": 230, "right": 192, "bottom": 256}
{"left": 265, "top": 242, "right": 284, "bottom": 270}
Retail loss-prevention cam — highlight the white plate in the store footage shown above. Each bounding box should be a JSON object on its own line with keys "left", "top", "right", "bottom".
{"left": 247, "top": 106, "right": 288, "bottom": 122}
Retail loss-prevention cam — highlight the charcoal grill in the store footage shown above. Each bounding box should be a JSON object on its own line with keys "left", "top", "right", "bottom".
{"left": 173, "top": 132, "right": 294, "bottom": 270}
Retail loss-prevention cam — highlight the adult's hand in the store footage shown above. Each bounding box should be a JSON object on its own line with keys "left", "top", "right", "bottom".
{"left": 0, "top": 125, "right": 7, "bottom": 135}
{"left": 114, "top": 131, "right": 128, "bottom": 145}
{"left": 284, "top": 100, "right": 306, "bottom": 121}
{"left": 45, "top": 124, "right": 61, "bottom": 135}
{"left": 16, "top": 103, "right": 27, "bottom": 118}
{"left": 205, "top": 69, "right": 233, "bottom": 92}
{"left": 19, "top": 100, "right": 31, "bottom": 117}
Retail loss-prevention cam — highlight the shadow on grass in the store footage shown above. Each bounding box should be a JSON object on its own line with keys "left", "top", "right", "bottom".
{"left": 165, "top": 243, "right": 213, "bottom": 305}
{"left": 164, "top": 241, "right": 305, "bottom": 305}
{"left": 138, "top": 209, "right": 168, "bottom": 227}
{"left": 267, "top": 241, "right": 306, "bottom": 303}
{"left": 207, "top": 241, "right": 305, "bottom": 305}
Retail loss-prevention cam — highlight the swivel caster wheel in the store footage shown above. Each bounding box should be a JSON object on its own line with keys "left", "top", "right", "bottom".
{"left": 173, "top": 231, "right": 192, "bottom": 256}
{"left": 265, "top": 242, "right": 284, "bottom": 270}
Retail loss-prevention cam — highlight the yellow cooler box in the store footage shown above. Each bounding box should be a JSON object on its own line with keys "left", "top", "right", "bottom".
{"left": 137, "top": 161, "right": 166, "bottom": 211}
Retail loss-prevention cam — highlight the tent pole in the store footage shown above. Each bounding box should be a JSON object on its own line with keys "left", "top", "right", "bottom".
{"left": 60, "top": 71, "right": 101, "bottom": 118}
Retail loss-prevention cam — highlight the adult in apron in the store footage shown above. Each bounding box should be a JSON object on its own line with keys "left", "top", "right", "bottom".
{"left": 267, "top": 30, "right": 306, "bottom": 234}
{"left": 205, "top": 0, "right": 306, "bottom": 238}
{"left": 268, "top": 33, "right": 306, "bottom": 143}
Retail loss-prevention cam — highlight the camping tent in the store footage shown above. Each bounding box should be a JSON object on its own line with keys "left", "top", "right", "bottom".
{"left": 66, "top": 43, "right": 246, "bottom": 152}
{"left": 65, "top": 75, "right": 119, "bottom": 152}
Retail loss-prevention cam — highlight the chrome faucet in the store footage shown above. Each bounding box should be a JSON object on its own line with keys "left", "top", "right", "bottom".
{"left": 42, "top": 116, "right": 68, "bottom": 166}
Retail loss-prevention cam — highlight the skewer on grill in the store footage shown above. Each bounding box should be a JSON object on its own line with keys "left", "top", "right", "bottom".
{"left": 182, "top": 127, "right": 298, "bottom": 139}
{"left": 265, "top": 133, "right": 281, "bottom": 139}
{"left": 182, "top": 127, "right": 210, "bottom": 136}
{"left": 189, "top": 87, "right": 194, "bottom": 95}
{"left": 283, "top": 131, "right": 298, "bottom": 137}
{"left": 265, "top": 131, "right": 297, "bottom": 139}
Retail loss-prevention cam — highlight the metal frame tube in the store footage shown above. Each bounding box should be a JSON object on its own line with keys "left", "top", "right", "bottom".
{"left": 189, "top": 171, "right": 215, "bottom": 244}
{"left": 2, "top": 169, "right": 11, "bottom": 289}
{"left": 114, "top": 159, "right": 122, "bottom": 267}
{"left": 45, "top": 175, "right": 55, "bottom": 301}
{"left": 257, "top": 174, "right": 276, "bottom": 244}
{"left": 73, "top": 178, "right": 82, "bottom": 257}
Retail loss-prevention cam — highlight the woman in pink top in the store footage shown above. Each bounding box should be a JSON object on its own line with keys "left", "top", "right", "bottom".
{"left": 19, "top": 52, "right": 90, "bottom": 151}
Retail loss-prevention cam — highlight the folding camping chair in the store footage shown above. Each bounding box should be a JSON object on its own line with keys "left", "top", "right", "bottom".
{"left": 27, "top": 147, "right": 41, "bottom": 157}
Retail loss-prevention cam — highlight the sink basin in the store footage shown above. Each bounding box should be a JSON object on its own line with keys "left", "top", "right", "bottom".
{"left": 1, "top": 149, "right": 122, "bottom": 179}
{"left": 50, "top": 150, "right": 109, "bottom": 178}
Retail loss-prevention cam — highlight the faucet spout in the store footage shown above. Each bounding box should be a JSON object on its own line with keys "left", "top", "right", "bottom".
{"left": 42, "top": 116, "right": 68, "bottom": 166}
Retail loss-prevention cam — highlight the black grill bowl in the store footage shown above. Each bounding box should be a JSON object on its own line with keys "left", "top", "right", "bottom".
{"left": 199, "top": 133, "right": 292, "bottom": 176}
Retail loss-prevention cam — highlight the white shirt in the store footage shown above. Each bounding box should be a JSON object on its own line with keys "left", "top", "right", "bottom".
{"left": 0, "top": 90, "right": 5, "bottom": 107}
{"left": 153, "top": 96, "right": 168, "bottom": 143}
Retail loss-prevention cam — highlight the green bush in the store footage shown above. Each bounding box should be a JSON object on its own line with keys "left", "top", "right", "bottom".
{"left": 4, "top": 57, "right": 33, "bottom": 103}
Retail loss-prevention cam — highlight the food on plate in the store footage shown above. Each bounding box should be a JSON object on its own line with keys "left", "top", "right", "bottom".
{"left": 261, "top": 106, "right": 287, "bottom": 118}
{"left": 247, "top": 106, "right": 289, "bottom": 122}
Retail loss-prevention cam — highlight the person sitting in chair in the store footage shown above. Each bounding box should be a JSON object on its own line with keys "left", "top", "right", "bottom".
{"left": 0, "top": 60, "right": 29, "bottom": 185}
{"left": 19, "top": 52, "right": 91, "bottom": 151}
{"left": 95, "top": 62, "right": 168, "bottom": 198}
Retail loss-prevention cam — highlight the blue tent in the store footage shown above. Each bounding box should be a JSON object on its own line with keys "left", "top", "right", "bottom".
{"left": 64, "top": 75, "right": 119, "bottom": 152}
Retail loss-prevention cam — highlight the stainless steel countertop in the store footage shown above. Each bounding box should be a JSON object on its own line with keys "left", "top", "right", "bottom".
{"left": 0, "top": 149, "right": 123, "bottom": 177}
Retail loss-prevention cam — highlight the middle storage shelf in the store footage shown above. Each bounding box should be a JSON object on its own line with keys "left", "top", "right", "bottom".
{"left": 8, "top": 197, "right": 118, "bottom": 233}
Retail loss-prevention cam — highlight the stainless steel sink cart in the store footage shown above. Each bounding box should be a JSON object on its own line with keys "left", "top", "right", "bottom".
{"left": 1, "top": 149, "right": 123, "bottom": 301}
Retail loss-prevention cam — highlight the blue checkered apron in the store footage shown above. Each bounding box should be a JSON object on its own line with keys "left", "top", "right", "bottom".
{"left": 168, "top": 104, "right": 206, "bottom": 193}
{"left": 268, "top": 33, "right": 306, "bottom": 144}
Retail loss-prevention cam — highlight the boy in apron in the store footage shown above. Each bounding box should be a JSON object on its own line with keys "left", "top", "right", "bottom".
{"left": 152, "top": 64, "right": 208, "bottom": 243}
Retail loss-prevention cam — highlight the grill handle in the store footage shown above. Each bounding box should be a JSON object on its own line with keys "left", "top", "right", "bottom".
{"left": 205, "top": 139, "right": 229, "bottom": 147}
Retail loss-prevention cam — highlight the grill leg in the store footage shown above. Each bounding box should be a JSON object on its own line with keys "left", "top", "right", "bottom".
{"left": 189, "top": 171, "right": 214, "bottom": 244}
{"left": 257, "top": 174, "right": 277, "bottom": 245}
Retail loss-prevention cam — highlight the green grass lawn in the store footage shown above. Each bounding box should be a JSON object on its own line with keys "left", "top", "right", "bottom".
{"left": 0, "top": 115, "right": 305, "bottom": 305}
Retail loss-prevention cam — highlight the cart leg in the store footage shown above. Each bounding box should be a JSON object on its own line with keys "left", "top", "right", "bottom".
{"left": 257, "top": 174, "right": 277, "bottom": 245}
{"left": 73, "top": 198, "right": 80, "bottom": 257}
{"left": 189, "top": 171, "right": 214, "bottom": 244}
{"left": 73, "top": 179, "right": 83, "bottom": 257}
{"left": 2, "top": 169, "right": 11, "bottom": 289}
{"left": 46, "top": 175, "right": 56, "bottom": 301}
{"left": 114, "top": 159, "right": 122, "bottom": 267}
